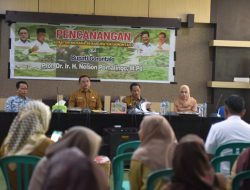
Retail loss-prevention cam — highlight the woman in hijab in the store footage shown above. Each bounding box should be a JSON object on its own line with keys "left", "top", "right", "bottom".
{"left": 174, "top": 84, "right": 197, "bottom": 113}
{"left": 42, "top": 147, "right": 108, "bottom": 190}
{"left": 165, "top": 141, "right": 226, "bottom": 190}
{"left": 0, "top": 100, "right": 53, "bottom": 190}
{"left": 29, "top": 126, "right": 103, "bottom": 190}
{"left": 0, "top": 100, "right": 52, "bottom": 157}
{"left": 129, "top": 115, "right": 177, "bottom": 190}
{"left": 231, "top": 148, "right": 250, "bottom": 190}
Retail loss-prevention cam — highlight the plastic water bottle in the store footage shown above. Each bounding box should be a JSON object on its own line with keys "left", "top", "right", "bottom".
{"left": 203, "top": 102, "right": 207, "bottom": 117}
{"left": 197, "top": 104, "right": 203, "bottom": 117}
{"left": 160, "top": 99, "right": 169, "bottom": 115}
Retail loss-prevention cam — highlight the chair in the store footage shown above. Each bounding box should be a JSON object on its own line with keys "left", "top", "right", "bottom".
{"left": 112, "top": 152, "right": 133, "bottom": 190}
{"left": 214, "top": 142, "right": 250, "bottom": 157}
{"left": 146, "top": 168, "right": 173, "bottom": 190}
{"left": 232, "top": 170, "right": 250, "bottom": 190}
{"left": 116, "top": 140, "right": 140, "bottom": 155}
{"left": 217, "top": 106, "right": 225, "bottom": 118}
{"left": 0, "top": 155, "right": 41, "bottom": 190}
{"left": 211, "top": 154, "right": 238, "bottom": 173}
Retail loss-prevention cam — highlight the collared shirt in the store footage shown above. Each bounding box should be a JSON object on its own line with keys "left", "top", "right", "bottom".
{"left": 205, "top": 115, "right": 250, "bottom": 155}
{"left": 68, "top": 89, "right": 102, "bottom": 110}
{"left": 4, "top": 96, "right": 31, "bottom": 112}
{"left": 15, "top": 40, "right": 32, "bottom": 48}
{"left": 205, "top": 115, "right": 250, "bottom": 175}
{"left": 31, "top": 40, "right": 55, "bottom": 53}
{"left": 134, "top": 43, "right": 156, "bottom": 56}
{"left": 157, "top": 42, "right": 170, "bottom": 51}
{"left": 122, "top": 95, "right": 145, "bottom": 110}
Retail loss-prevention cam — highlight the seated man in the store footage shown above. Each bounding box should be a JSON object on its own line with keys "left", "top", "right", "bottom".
{"left": 122, "top": 82, "right": 150, "bottom": 113}
{"left": 5, "top": 81, "right": 31, "bottom": 112}
{"left": 205, "top": 94, "right": 250, "bottom": 159}
{"left": 68, "top": 75, "right": 102, "bottom": 110}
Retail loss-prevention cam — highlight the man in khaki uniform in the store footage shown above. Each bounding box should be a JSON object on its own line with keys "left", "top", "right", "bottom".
{"left": 122, "top": 82, "right": 151, "bottom": 113}
{"left": 68, "top": 75, "right": 102, "bottom": 110}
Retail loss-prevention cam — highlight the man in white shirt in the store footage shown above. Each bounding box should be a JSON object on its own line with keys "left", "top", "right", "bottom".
{"left": 15, "top": 27, "right": 32, "bottom": 48}
{"left": 31, "top": 28, "right": 55, "bottom": 53}
{"left": 205, "top": 94, "right": 250, "bottom": 155}
{"left": 133, "top": 31, "right": 156, "bottom": 56}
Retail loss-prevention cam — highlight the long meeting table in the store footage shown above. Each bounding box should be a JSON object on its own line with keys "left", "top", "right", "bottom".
{"left": 0, "top": 111, "right": 223, "bottom": 157}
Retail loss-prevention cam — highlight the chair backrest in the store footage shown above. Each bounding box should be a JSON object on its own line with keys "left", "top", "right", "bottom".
{"left": 217, "top": 106, "right": 225, "bottom": 118}
{"left": 232, "top": 170, "right": 250, "bottom": 190}
{"left": 0, "top": 155, "right": 41, "bottom": 190}
{"left": 211, "top": 154, "right": 238, "bottom": 173}
{"left": 215, "top": 142, "right": 250, "bottom": 157}
{"left": 112, "top": 152, "right": 133, "bottom": 190}
{"left": 116, "top": 140, "right": 140, "bottom": 155}
{"left": 146, "top": 168, "right": 173, "bottom": 190}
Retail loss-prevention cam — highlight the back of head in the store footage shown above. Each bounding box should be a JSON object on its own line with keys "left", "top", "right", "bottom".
{"left": 46, "top": 126, "right": 101, "bottom": 159}
{"left": 224, "top": 94, "right": 245, "bottom": 114}
{"left": 134, "top": 115, "right": 177, "bottom": 170}
{"left": 43, "top": 147, "right": 108, "bottom": 190}
{"left": 172, "top": 142, "right": 215, "bottom": 190}
{"left": 179, "top": 134, "right": 204, "bottom": 146}
{"left": 2, "top": 101, "right": 51, "bottom": 155}
{"left": 140, "top": 115, "right": 176, "bottom": 144}
{"left": 20, "top": 100, "right": 51, "bottom": 130}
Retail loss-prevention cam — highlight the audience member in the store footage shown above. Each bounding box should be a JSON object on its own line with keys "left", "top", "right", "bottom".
{"left": 29, "top": 126, "right": 102, "bottom": 190}
{"left": 129, "top": 115, "right": 177, "bottom": 190}
{"left": 122, "top": 82, "right": 150, "bottom": 113}
{"left": 173, "top": 84, "right": 197, "bottom": 113}
{"left": 205, "top": 95, "right": 250, "bottom": 159}
{"left": 5, "top": 81, "right": 31, "bottom": 112}
{"left": 133, "top": 31, "right": 156, "bottom": 56}
{"left": 1, "top": 100, "right": 52, "bottom": 157}
{"left": 179, "top": 133, "right": 204, "bottom": 145}
{"left": 232, "top": 148, "right": 250, "bottom": 190}
{"left": 42, "top": 147, "right": 108, "bottom": 190}
{"left": 0, "top": 101, "right": 53, "bottom": 190}
{"left": 68, "top": 75, "right": 102, "bottom": 110}
{"left": 165, "top": 141, "right": 226, "bottom": 190}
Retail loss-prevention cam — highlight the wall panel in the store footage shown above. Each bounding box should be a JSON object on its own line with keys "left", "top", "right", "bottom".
{"left": 95, "top": 0, "right": 148, "bottom": 17}
{"left": 149, "top": 0, "right": 211, "bottom": 23}
{"left": 0, "top": 0, "right": 38, "bottom": 14}
{"left": 39, "top": 0, "right": 94, "bottom": 14}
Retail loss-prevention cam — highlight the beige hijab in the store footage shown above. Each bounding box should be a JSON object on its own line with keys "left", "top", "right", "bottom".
{"left": 133, "top": 115, "right": 177, "bottom": 170}
{"left": 1, "top": 101, "right": 51, "bottom": 156}
{"left": 45, "top": 126, "right": 102, "bottom": 160}
{"left": 174, "top": 85, "right": 197, "bottom": 112}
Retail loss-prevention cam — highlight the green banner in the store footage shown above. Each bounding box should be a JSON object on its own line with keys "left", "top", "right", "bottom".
{"left": 10, "top": 23, "right": 175, "bottom": 83}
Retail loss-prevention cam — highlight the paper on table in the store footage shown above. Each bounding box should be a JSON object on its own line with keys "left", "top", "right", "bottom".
{"left": 140, "top": 102, "right": 159, "bottom": 115}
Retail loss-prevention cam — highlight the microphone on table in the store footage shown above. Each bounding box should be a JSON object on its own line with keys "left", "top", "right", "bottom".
{"left": 215, "top": 94, "right": 223, "bottom": 111}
